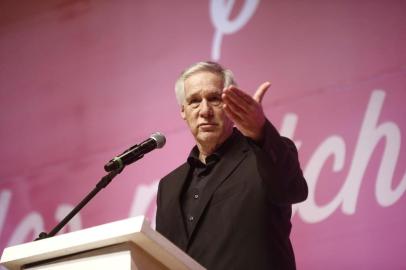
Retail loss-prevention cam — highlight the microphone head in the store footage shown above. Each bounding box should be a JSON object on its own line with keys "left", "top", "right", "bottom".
{"left": 150, "top": 132, "right": 166, "bottom": 148}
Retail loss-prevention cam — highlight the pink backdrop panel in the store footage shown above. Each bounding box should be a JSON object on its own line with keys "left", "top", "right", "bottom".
{"left": 0, "top": 1, "right": 405, "bottom": 269}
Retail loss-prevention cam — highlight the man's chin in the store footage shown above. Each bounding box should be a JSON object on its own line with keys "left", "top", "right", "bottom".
{"left": 196, "top": 131, "right": 220, "bottom": 143}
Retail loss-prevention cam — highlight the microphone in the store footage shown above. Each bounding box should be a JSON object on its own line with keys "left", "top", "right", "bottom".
{"left": 104, "top": 132, "right": 166, "bottom": 172}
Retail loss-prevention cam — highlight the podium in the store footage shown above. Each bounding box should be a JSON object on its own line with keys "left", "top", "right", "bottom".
{"left": 0, "top": 216, "right": 205, "bottom": 270}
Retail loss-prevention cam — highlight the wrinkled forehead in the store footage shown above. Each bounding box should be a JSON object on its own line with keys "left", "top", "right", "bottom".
{"left": 184, "top": 71, "right": 224, "bottom": 97}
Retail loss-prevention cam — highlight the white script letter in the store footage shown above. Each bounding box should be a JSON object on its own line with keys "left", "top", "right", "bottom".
{"left": 210, "top": 0, "right": 260, "bottom": 60}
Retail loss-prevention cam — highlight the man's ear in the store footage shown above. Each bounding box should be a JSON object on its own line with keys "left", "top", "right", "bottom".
{"left": 180, "top": 105, "right": 186, "bottom": 120}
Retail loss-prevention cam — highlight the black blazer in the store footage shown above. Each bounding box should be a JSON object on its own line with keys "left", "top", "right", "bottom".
{"left": 156, "top": 121, "right": 308, "bottom": 270}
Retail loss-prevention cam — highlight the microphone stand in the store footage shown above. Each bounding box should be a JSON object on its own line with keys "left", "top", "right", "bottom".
{"left": 35, "top": 167, "right": 123, "bottom": 240}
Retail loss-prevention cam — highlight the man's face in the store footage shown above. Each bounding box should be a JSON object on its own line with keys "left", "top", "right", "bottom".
{"left": 181, "top": 71, "right": 233, "bottom": 149}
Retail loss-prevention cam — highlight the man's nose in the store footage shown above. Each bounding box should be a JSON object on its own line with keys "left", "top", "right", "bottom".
{"left": 199, "top": 99, "right": 213, "bottom": 118}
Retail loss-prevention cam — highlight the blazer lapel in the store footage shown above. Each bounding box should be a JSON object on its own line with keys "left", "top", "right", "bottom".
{"left": 187, "top": 133, "right": 249, "bottom": 242}
{"left": 164, "top": 163, "right": 190, "bottom": 249}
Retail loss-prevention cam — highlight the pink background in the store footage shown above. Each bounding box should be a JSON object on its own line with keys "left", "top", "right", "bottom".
{"left": 1, "top": 1, "right": 405, "bottom": 269}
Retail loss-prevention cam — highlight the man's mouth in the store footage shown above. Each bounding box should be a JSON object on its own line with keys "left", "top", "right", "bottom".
{"left": 198, "top": 123, "right": 218, "bottom": 130}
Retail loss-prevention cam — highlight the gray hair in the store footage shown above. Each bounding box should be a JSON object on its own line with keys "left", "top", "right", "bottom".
{"left": 174, "top": 61, "right": 236, "bottom": 105}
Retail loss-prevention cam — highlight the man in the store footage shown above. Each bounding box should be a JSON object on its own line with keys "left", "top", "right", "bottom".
{"left": 156, "top": 61, "right": 308, "bottom": 270}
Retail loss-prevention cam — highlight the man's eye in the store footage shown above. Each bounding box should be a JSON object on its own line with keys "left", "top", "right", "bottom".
{"left": 209, "top": 96, "right": 222, "bottom": 105}
{"left": 188, "top": 98, "right": 201, "bottom": 107}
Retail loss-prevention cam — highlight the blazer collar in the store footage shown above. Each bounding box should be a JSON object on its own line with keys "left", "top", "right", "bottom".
{"left": 163, "top": 130, "right": 250, "bottom": 248}
{"left": 187, "top": 130, "right": 250, "bottom": 243}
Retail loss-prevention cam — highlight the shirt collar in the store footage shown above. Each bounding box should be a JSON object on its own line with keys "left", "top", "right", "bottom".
{"left": 187, "top": 128, "right": 237, "bottom": 167}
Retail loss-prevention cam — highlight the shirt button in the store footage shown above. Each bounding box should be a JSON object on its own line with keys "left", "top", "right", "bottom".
{"left": 188, "top": 216, "right": 194, "bottom": 222}
{"left": 194, "top": 194, "right": 199, "bottom": 199}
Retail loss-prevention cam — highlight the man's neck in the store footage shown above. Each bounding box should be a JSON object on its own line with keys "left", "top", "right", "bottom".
{"left": 196, "top": 145, "right": 214, "bottom": 164}
{"left": 196, "top": 131, "right": 233, "bottom": 164}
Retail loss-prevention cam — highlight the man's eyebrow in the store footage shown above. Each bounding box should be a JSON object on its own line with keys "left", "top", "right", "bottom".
{"left": 205, "top": 89, "right": 222, "bottom": 95}
{"left": 186, "top": 92, "right": 199, "bottom": 100}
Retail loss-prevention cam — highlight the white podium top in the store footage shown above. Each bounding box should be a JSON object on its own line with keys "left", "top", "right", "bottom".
{"left": 0, "top": 216, "right": 205, "bottom": 270}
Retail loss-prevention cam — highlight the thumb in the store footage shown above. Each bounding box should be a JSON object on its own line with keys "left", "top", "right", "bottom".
{"left": 253, "top": 81, "right": 271, "bottom": 103}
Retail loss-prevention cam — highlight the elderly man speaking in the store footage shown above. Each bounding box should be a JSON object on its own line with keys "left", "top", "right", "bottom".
{"left": 156, "top": 61, "right": 308, "bottom": 270}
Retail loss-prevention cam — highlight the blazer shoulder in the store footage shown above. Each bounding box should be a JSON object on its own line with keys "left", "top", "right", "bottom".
{"left": 160, "top": 162, "right": 189, "bottom": 186}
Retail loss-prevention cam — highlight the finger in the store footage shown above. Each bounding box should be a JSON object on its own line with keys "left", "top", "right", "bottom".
{"left": 222, "top": 91, "right": 250, "bottom": 113}
{"left": 223, "top": 104, "right": 243, "bottom": 123}
{"left": 228, "top": 86, "right": 255, "bottom": 105}
{"left": 253, "top": 81, "right": 271, "bottom": 103}
{"left": 222, "top": 94, "right": 248, "bottom": 119}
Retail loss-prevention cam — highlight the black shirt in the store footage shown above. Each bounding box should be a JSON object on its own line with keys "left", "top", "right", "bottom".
{"left": 181, "top": 132, "right": 236, "bottom": 236}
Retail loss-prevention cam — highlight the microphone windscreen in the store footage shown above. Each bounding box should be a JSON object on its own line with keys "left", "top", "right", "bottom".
{"left": 150, "top": 132, "right": 166, "bottom": 148}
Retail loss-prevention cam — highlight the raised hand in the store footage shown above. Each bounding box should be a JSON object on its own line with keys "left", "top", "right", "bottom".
{"left": 222, "top": 82, "right": 271, "bottom": 142}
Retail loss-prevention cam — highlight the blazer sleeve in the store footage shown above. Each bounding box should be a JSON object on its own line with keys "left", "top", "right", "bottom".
{"left": 253, "top": 119, "right": 308, "bottom": 205}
